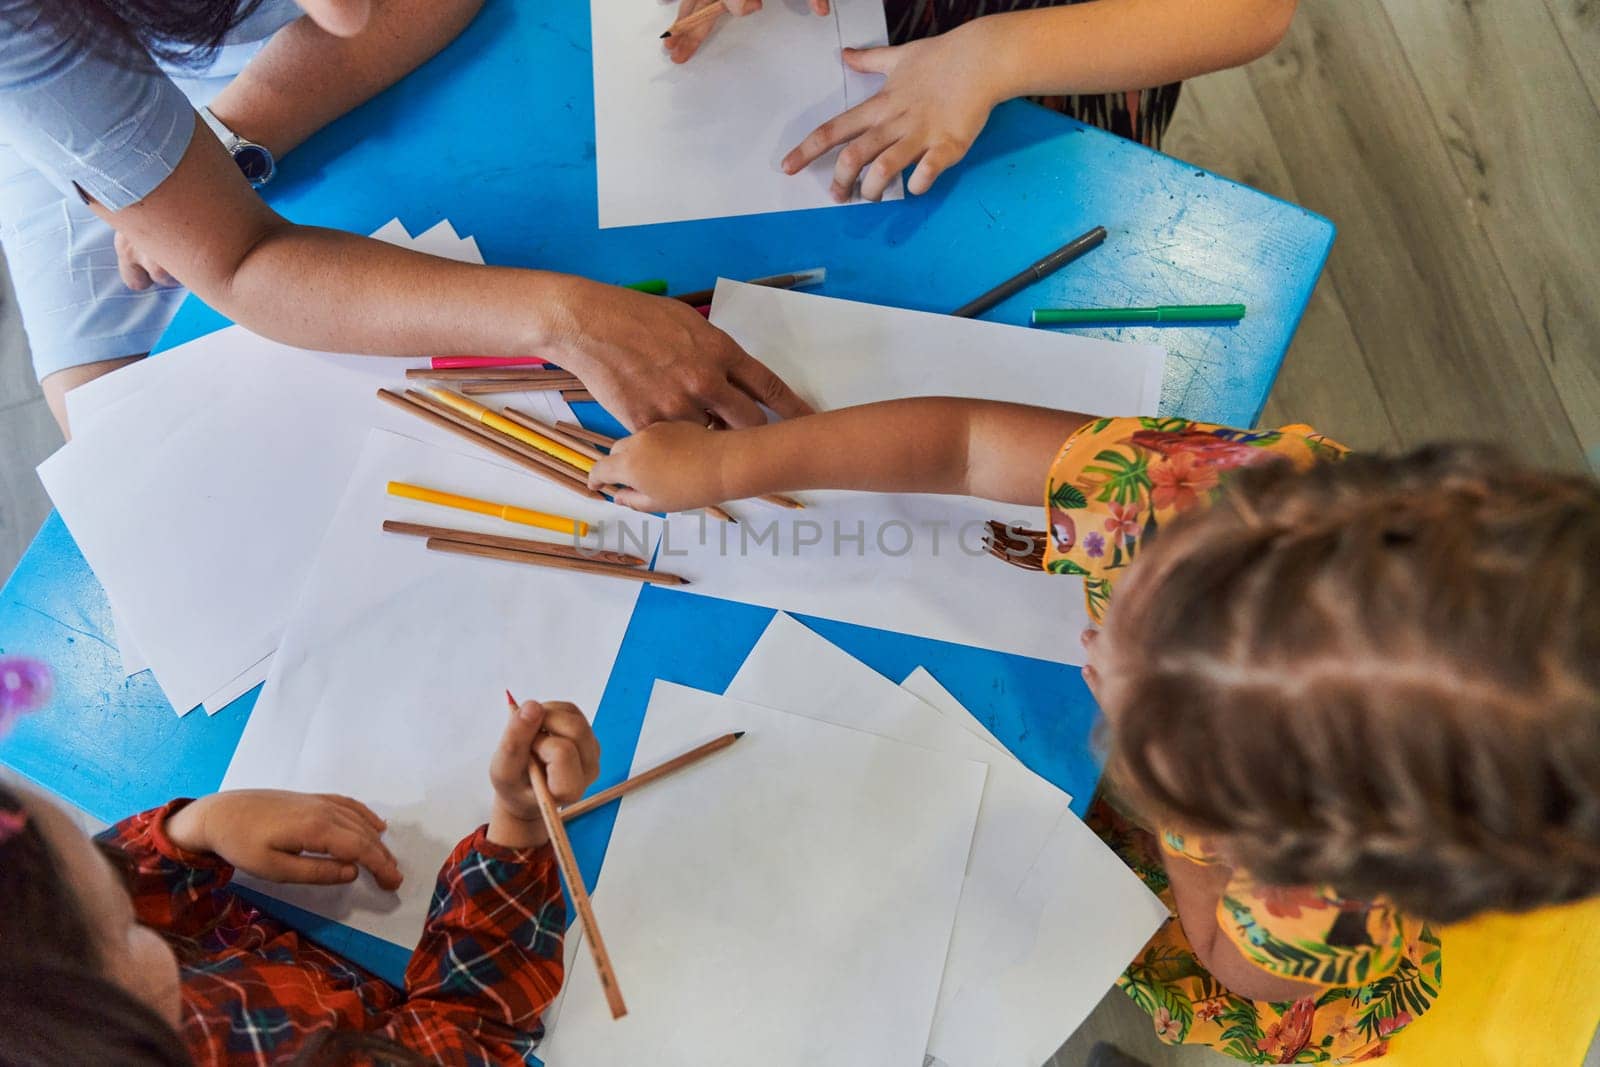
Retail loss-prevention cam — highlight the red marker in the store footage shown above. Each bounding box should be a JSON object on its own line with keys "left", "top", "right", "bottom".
{"left": 432, "top": 356, "right": 550, "bottom": 370}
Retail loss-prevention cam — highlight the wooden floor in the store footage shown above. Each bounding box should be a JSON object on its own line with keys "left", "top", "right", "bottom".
{"left": 0, "top": 2, "right": 1596, "bottom": 1064}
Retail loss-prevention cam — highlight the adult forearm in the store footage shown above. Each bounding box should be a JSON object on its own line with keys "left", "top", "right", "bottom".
{"left": 210, "top": 221, "right": 572, "bottom": 360}
{"left": 971, "top": 0, "right": 1296, "bottom": 101}
{"left": 208, "top": 0, "right": 485, "bottom": 157}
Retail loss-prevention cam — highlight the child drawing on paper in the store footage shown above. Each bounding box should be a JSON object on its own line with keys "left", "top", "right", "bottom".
{"left": 667, "top": 0, "right": 1298, "bottom": 199}
{"left": 590, "top": 401, "right": 1600, "bottom": 1062}
{"left": 0, "top": 697, "right": 598, "bottom": 1066}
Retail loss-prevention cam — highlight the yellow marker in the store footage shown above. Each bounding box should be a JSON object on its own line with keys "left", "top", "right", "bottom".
{"left": 387, "top": 481, "right": 588, "bottom": 538}
{"left": 423, "top": 388, "right": 596, "bottom": 472}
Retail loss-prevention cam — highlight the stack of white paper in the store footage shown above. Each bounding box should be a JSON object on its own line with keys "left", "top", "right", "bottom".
{"left": 222, "top": 429, "right": 657, "bottom": 946}
{"left": 543, "top": 616, "right": 1166, "bottom": 1065}
{"left": 541, "top": 680, "right": 987, "bottom": 1066}
{"left": 38, "top": 221, "right": 575, "bottom": 714}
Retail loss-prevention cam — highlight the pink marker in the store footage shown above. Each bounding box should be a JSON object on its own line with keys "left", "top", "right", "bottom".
{"left": 431, "top": 356, "right": 551, "bottom": 370}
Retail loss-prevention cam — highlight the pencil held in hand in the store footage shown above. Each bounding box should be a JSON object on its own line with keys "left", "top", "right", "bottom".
{"left": 660, "top": 1, "right": 723, "bottom": 38}
{"left": 506, "top": 692, "right": 627, "bottom": 1020}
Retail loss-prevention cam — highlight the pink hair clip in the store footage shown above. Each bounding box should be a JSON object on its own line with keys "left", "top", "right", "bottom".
{"left": 0, "top": 656, "right": 52, "bottom": 737}
{"left": 0, "top": 808, "right": 28, "bottom": 846}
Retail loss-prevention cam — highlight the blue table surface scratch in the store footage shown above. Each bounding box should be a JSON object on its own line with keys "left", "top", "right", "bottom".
{"left": 0, "top": 0, "right": 1330, "bottom": 990}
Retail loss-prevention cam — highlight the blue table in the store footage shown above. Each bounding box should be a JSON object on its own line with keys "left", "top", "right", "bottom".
{"left": 0, "top": 0, "right": 1331, "bottom": 988}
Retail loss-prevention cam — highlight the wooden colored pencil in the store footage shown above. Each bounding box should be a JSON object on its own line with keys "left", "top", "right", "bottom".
{"left": 555, "top": 422, "right": 618, "bottom": 450}
{"left": 501, "top": 408, "right": 608, "bottom": 462}
{"left": 659, "top": 1, "right": 723, "bottom": 39}
{"left": 561, "top": 731, "right": 744, "bottom": 823}
{"left": 505, "top": 690, "right": 627, "bottom": 1020}
{"left": 408, "top": 366, "right": 576, "bottom": 382}
{"left": 402, "top": 390, "right": 599, "bottom": 493}
{"left": 561, "top": 390, "right": 598, "bottom": 404}
{"left": 427, "top": 538, "right": 689, "bottom": 586}
{"left": 670, "top": 268, "right": 827, "bottom": 308}
{"left": 703, "top": 504, "right": 737, "bottom": 524}
{"left": 382, "top": 521, "right": 646, "bottom": 567}
{"left": 376, "top": 390, "right": 604, "bottom": 501}
{"left": 424, "top": 387, "right": 597, "bottom": 472}
{"left": 460, "top": 378, "right": 583, "bottom": 396}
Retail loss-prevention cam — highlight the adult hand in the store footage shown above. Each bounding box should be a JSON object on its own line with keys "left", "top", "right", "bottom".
{"left": 488, "top": 699, "right": 602, "bottom": 849}
{"left": 547, "top": 277, "right": 811, "bottom": 432}
{"left": 114, "top": 228, "right": 181, "bottom": 291}
{"left": 664, "top": 0, "right": 831, "bottom": 65}
{"left": 164, "top": 790, "right": 403, "bottom": 889}
{"left": 587, "top": 421, "right": 732, "bottom": 513}
{"left": 782, "top": 26, "right": 1005, "bottom": 201}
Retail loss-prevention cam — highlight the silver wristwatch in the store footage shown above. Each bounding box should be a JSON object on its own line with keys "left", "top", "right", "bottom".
{"left": 199, "top": 106, "right": 276, "bottom": 188}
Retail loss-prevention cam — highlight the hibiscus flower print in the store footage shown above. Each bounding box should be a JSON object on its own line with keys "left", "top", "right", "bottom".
{"left": 1193, "top": 997, "right": 1227, "bottom": 1023}
{"left": 1255, "top": 884, "right": 1331, "bottom": 920}
{"left": 1149, "top": 451, "right": 1221, "bottom": 511}
{"left": 1152, "top": 1006, "right": 1183, "bottom": 1042}
{"left": 1103, "top": 500, "right": 1142, "bottom": 545}
{"left": 1084, "top": 531, "right": 1106, "bottom": 558}
{"left": 1375, "top": 1011, "right": 1413, "bottom": 1038}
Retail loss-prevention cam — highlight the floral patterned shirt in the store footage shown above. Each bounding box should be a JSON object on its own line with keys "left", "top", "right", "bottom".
{"left": 1040, "top": 417, "right": 1442, "bottom": 1062}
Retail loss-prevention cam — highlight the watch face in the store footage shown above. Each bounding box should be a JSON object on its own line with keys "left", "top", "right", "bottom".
{"left": 234, "top": 144, "right": 275, "bottom": 185}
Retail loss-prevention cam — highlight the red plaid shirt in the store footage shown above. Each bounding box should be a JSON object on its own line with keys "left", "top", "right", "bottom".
{"left": 98, "top": 800, "right": 566, "bottom": 1065}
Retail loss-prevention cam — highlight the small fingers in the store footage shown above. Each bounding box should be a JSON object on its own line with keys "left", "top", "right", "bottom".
{"left": 294, "top": 820, "right": 403, "bottom": 891}
{"left": 859, "top": 138, "right": 920, "bottom": 202}
{"left": 268, "top": 854, "right": 360, "bottom": 886}
{"left": 534, "top": 734, "right": 587, "bottom": 804}
{"left": 830, "top": 124, "right": 898, "bottom": 202}
{"left": 811, "top": 0, "right": 829, "bottom": 12}
{"left": 119, "top": 257, "right": 153, "bottom": 292}
{"left": 540, "top": 702, "right": 600, "bottom": 780}
{"left": 906, "top": 139, "right": 965, "bottom": 197}
{"left": 783, "top": 100, "right": 878, "bottom": 175}
{"left": 319, "top": 793, "right": 387, "bottom": 833}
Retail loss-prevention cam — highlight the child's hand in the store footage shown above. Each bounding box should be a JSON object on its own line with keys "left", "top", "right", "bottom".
{"left": 588, "top": 421, "right": 733, "bottom": 514}
{"left": 164, "top": 790, "right": 403, "bottom": 889}
{"left": 664, "top": 0, "right": 831, "bottom": 65}
{"left": 488, "top": 699, "right": 602, "bottom": 849}
{"left": 783, "top": 25, "right": 1006, "bottom": 200}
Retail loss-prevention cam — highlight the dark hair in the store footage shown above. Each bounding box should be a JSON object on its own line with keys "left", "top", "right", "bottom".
{"left": 1099, "top": 444, "right": 1600, "bottom": 923}
{"left": 7, "top": 0, "right": 268, "bottom": 66}
{"left": 0, "top": 783, "right": 192, "bottom": 1066}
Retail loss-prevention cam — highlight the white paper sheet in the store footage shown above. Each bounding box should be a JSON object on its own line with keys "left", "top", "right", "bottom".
{"left": 725, "top": 615, "right": 1076, "bottom": 1059}
{"left": 931, "top": 811, "right": 1171, "bottom": 1067}
{"left": 39, "top": 221, "right": 586, "bottom": 713}
{"left": 590, "top": 0, "right": 900, "bottom": 229}
{"left": 540, "top": 680, "right": 985, "bottom": 1067}
{"left": 654, "top": 283, "right": 1166, "bottom": 665}
{"left": 902, "top": 666, "right": 1023, "bottom": 769}
{"left": 222, "top": 429, "right": 655, "bottom": 946}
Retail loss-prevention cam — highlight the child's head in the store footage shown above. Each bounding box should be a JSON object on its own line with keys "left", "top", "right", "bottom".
{"left": 0, "top": 781, "right": 188, "bottom": 1066}
{"left": 1088, "top": 444, "right": 1600, "bottom": 923}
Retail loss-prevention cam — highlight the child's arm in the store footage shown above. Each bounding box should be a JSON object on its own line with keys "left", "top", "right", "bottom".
{"left": 100, "top": 790, "right": 404, "bottom": 938}
{"left": 590, "top": 398, "right": 1091, "bottom": 511}
{"left": 781, "top": 0, "right": 1298, "bottom": 199}
{"left": 381, "top": 699, "right": 601, "bottom": 1055}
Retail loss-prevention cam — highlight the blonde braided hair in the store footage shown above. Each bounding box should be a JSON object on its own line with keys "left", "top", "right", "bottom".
{"left": 1098, "top": 444, "right": 1600, "bottom": 922}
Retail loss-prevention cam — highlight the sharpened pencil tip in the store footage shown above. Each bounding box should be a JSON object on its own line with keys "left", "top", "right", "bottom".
{"left": 659, "top": 29, "right": 671, "bottom": 38}
{"left": 505, "top": 689, "right": 518, "bottom": 710}
{"left": 734, "top": 731, "right": 745, "bottom": 739}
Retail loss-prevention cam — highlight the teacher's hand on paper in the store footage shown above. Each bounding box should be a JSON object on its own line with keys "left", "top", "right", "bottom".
{"left": 782, "top": 26, "right": 1005, "bottom": 201}
{"left": 663, "top": 0, "right": 831, "bottom": 65}
{"left": 488, "top": 699, "right": 602, "bottom": 849}
{"left": 587, "top": 421, "right": 729, "bottom": 514}
{"left": 551, "top": 279, "right": 811, "bottom": 432}
{"left": 164, "top": 789, "right": 405, "bottom": 889}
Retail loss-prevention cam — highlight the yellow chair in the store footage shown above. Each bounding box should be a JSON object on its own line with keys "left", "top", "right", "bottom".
{"left": 1383, "top": 897, "right": 1600, "bottom": 1067}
